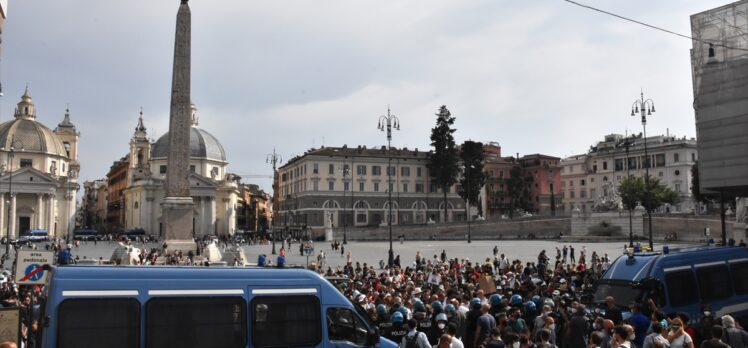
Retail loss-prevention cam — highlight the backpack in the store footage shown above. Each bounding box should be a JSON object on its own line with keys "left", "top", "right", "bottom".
{"left": 405, "top": 333, "right": 419, "bottom": 348}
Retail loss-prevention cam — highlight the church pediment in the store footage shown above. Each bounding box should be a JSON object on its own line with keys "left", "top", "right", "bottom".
{"left": 189, "top": 173, "right": 217, "bottom": 189}
{"left": 0, "top": 166, "right": 60, "bottom": 185}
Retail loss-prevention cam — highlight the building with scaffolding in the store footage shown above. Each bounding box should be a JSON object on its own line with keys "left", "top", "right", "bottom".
{"left": 691, "top": 0, "right": 748, "bottom": 195}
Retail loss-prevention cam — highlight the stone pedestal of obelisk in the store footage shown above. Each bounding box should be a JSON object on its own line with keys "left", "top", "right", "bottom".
{"left": 161, "top": 0, "right": 196, "bottom": 253}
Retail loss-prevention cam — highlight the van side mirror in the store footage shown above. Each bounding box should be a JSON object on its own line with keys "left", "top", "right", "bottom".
{"left": 366, "top": 327, "right": 379, "bottom": 346}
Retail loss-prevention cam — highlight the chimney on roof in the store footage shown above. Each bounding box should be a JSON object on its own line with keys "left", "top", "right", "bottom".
{"left": 342, "top": 144, "right": 347, "bottom": 149}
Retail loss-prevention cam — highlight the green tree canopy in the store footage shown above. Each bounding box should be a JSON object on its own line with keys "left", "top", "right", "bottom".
{"left": 458, "top": 140, "right": 485, "bottom": 216}
{"left": 619, "top": 176, "right": 644, "bottom": 210}
{"left": 505, "top": 159, "right": 533, "bottom": 216}
{"left": 618, "top": 175, "right": 680, "bottom": 212}
{"left": 428, "top": 105, "right": 459, "bottom": 222}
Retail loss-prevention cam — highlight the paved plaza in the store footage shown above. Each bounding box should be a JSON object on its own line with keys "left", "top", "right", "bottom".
{"left": 11, "top": 238, "right": 696, "bottom": 269}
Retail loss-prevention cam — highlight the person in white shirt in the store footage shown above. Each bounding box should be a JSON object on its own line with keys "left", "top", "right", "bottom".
{"left": 447, "top": 323, "right": 464, "bottom": 348}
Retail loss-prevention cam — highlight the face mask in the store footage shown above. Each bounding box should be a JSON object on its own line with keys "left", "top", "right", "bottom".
{"left": 661, "top": 319, "right": 668, "bottom": 329}
{"left": 513, "top": 342, "right": 520, "bottom": 348}
{"left": 438, "top": 323, "right": 446, "bottom": 329}
{"left": 628, "top": 334, "right": 635, "bottom": 341}
{"left": 571, "top": 308, "right": 577, "bottom": 314}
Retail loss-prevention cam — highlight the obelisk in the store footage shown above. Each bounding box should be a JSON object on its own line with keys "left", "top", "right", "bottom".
{"left": 161, "top": 0, "right": 196, "bottom": 252}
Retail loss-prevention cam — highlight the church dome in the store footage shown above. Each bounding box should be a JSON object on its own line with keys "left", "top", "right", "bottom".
{"left": 151, "top": 127, "right": 227, "bottom": 162}
{"left": 0, "top": 90, "right": 69, "bottom": 157}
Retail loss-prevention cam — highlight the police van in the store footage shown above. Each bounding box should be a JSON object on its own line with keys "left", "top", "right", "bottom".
{"left": 593, "top": 245, "right": 748, "bottom": 325}
{"left": 40, "top": 266, "right": 397, "bottom": 348}
{"left": 19, "top": 229, "right": 49, "bottom": 242}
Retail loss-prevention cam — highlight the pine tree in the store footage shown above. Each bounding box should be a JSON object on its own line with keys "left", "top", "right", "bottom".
{"left": 428, "top": 105, "right": 460, "bottom": 222}
{"left": 458, "top": 140, "right": 485, "bottom": 218}
{"left": 506, "top": 159, "right": 533, "bottom": 217}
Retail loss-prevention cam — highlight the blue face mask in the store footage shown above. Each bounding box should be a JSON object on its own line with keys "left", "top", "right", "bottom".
{"left": 661, "top": 319, "right": 667, "bottom": 329}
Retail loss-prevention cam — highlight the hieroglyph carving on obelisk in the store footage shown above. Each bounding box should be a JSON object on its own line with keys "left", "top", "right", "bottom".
{"left": 165, "top": 0, "right": 192, "bottom": 198}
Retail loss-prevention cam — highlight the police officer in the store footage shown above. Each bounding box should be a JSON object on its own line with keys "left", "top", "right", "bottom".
{"left": 428, "top": 313, "right": 449, "bottom": 345}
{"left": 387, "top": 312, "right": 408, "bottom": 343}
{"left": 413, "top": 300, "right": 432, "bottom": 334}
{"left": 376, "top": 304, "right": 392, "bottom": 334}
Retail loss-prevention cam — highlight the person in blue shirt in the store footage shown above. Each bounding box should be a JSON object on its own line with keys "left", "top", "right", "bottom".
{"left": 57, "top": 248, "right": 71, "bottom": 265}
{"left": 628, "top": 303, "right": 650, "bottom": 348}
{"left": 257, "top": 254, "right": 266, "bottom": 267}
{"left": 277, "top": 255, "right": 285, "bottom": 268}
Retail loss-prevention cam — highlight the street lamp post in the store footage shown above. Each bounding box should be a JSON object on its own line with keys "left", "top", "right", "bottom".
{"left": 378, "top": 108, "right": 399, "bottom": 267}
{"left": 631, "top": 91, "right": 656, "bottom": 250}
{"left": 266, "top": 149, "right": 282, "bottom": 255}
{"left": 463, "top": 164, "right": 473, "bottom": 243}
{"left": 339, "top": 165, "right": 350, "bottom": 244}
{"left": 621, "top": 135, "right": 635, "bottom": 247}
{"left": 1, "top": 138, "right": 15, "bottom": 257}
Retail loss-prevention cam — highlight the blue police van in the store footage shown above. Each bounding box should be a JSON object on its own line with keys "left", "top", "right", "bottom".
{"left": 40, "top": 266, "right": 397, "bottom": 348}
{"left": 19, "top": 229, "right": 49, "bottom": 242}
{"left": 593, "top": 246, "right": 748, "bottom": 325}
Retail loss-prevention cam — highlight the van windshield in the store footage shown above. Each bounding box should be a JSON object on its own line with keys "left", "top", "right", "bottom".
{"left": 353, "top": 302, "right": 375, "bottom": 329}
{"left": 593, "top": 280, "right": 642, "bottom": 307}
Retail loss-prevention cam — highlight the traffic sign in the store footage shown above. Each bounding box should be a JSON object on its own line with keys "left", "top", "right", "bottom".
{"left": 303, "top": 242, "right": 314, "bottom": 256}
{"left": 16, "top": 251, "right": 54, "bottom": 285}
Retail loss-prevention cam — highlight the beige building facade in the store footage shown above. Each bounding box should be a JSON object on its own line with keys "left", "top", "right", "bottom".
{"left": 561, "top": 133, "right": 698, "bottom": 215}
{"left": 0, "top": 89, "right": 80, "bottom": 239}
{"left": 276, "top": 145, "right": 464, "bottom": 236}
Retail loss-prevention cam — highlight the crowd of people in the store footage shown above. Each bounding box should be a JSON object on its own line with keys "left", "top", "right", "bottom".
{"left": 0, "top": 235, "right": 745, "bottom": 348}
{"left": 321, "top": 246, "right": 748, "bottom": 348}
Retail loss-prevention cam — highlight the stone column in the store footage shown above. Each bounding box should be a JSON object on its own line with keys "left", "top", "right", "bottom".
{"left": 222, "top": 198, "right": 230, "bottom": 237}
{"left": 145, "top": 196, "right": 155, "bottom": 235}
{"left": 47, "top": 194, "right": 55, "bottom": 237}
{"left": 209, "top": 196, "right": 216, "bottom": 236}
{"left": 8, "top": 194, "right": 16, "bottom": 239}
{"left": 199, "top": 197, "right": 206, "bottom": 237}
{"left": 36, "top": 193, "right": 43, "bottom": 229}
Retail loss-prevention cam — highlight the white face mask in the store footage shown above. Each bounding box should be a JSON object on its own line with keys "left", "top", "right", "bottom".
{"left": 438, "top": 323, "right": 446, "bottom": 329}
{"left": 628, "top": 333, "right": 635, "bottom": 341}
{"left": 513, "top": 342, "right": 520, "bottom": 348}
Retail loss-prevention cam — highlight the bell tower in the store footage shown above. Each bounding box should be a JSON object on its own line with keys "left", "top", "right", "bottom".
{"left": 129, "top": 108, "right": 151, "bottom": 184}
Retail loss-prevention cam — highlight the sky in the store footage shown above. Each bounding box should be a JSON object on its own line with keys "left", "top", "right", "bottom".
{"left": 0, "top": 0, "right": 731, "bottom": 194}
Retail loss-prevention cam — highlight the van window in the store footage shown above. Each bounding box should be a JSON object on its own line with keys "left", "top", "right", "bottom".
{"left": 252, "top": 295, "right": 321, "bottom": 347}
{"left": 146, "top": 297, "right": 246, "bottom": 348}
{"left": 731, "top": 261, "right": 748, "bottom": 295}
{"left": 58, "top": 298, "right": 139, "bottom": 348}
{"left": 696, "top": 265, "right": 732, "bottom": 302}
{"left": 665, "top": 270, "right": 699, "bottom": 307}
{"left": 328, "top": 307, "right": 368, "bottom": 345}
